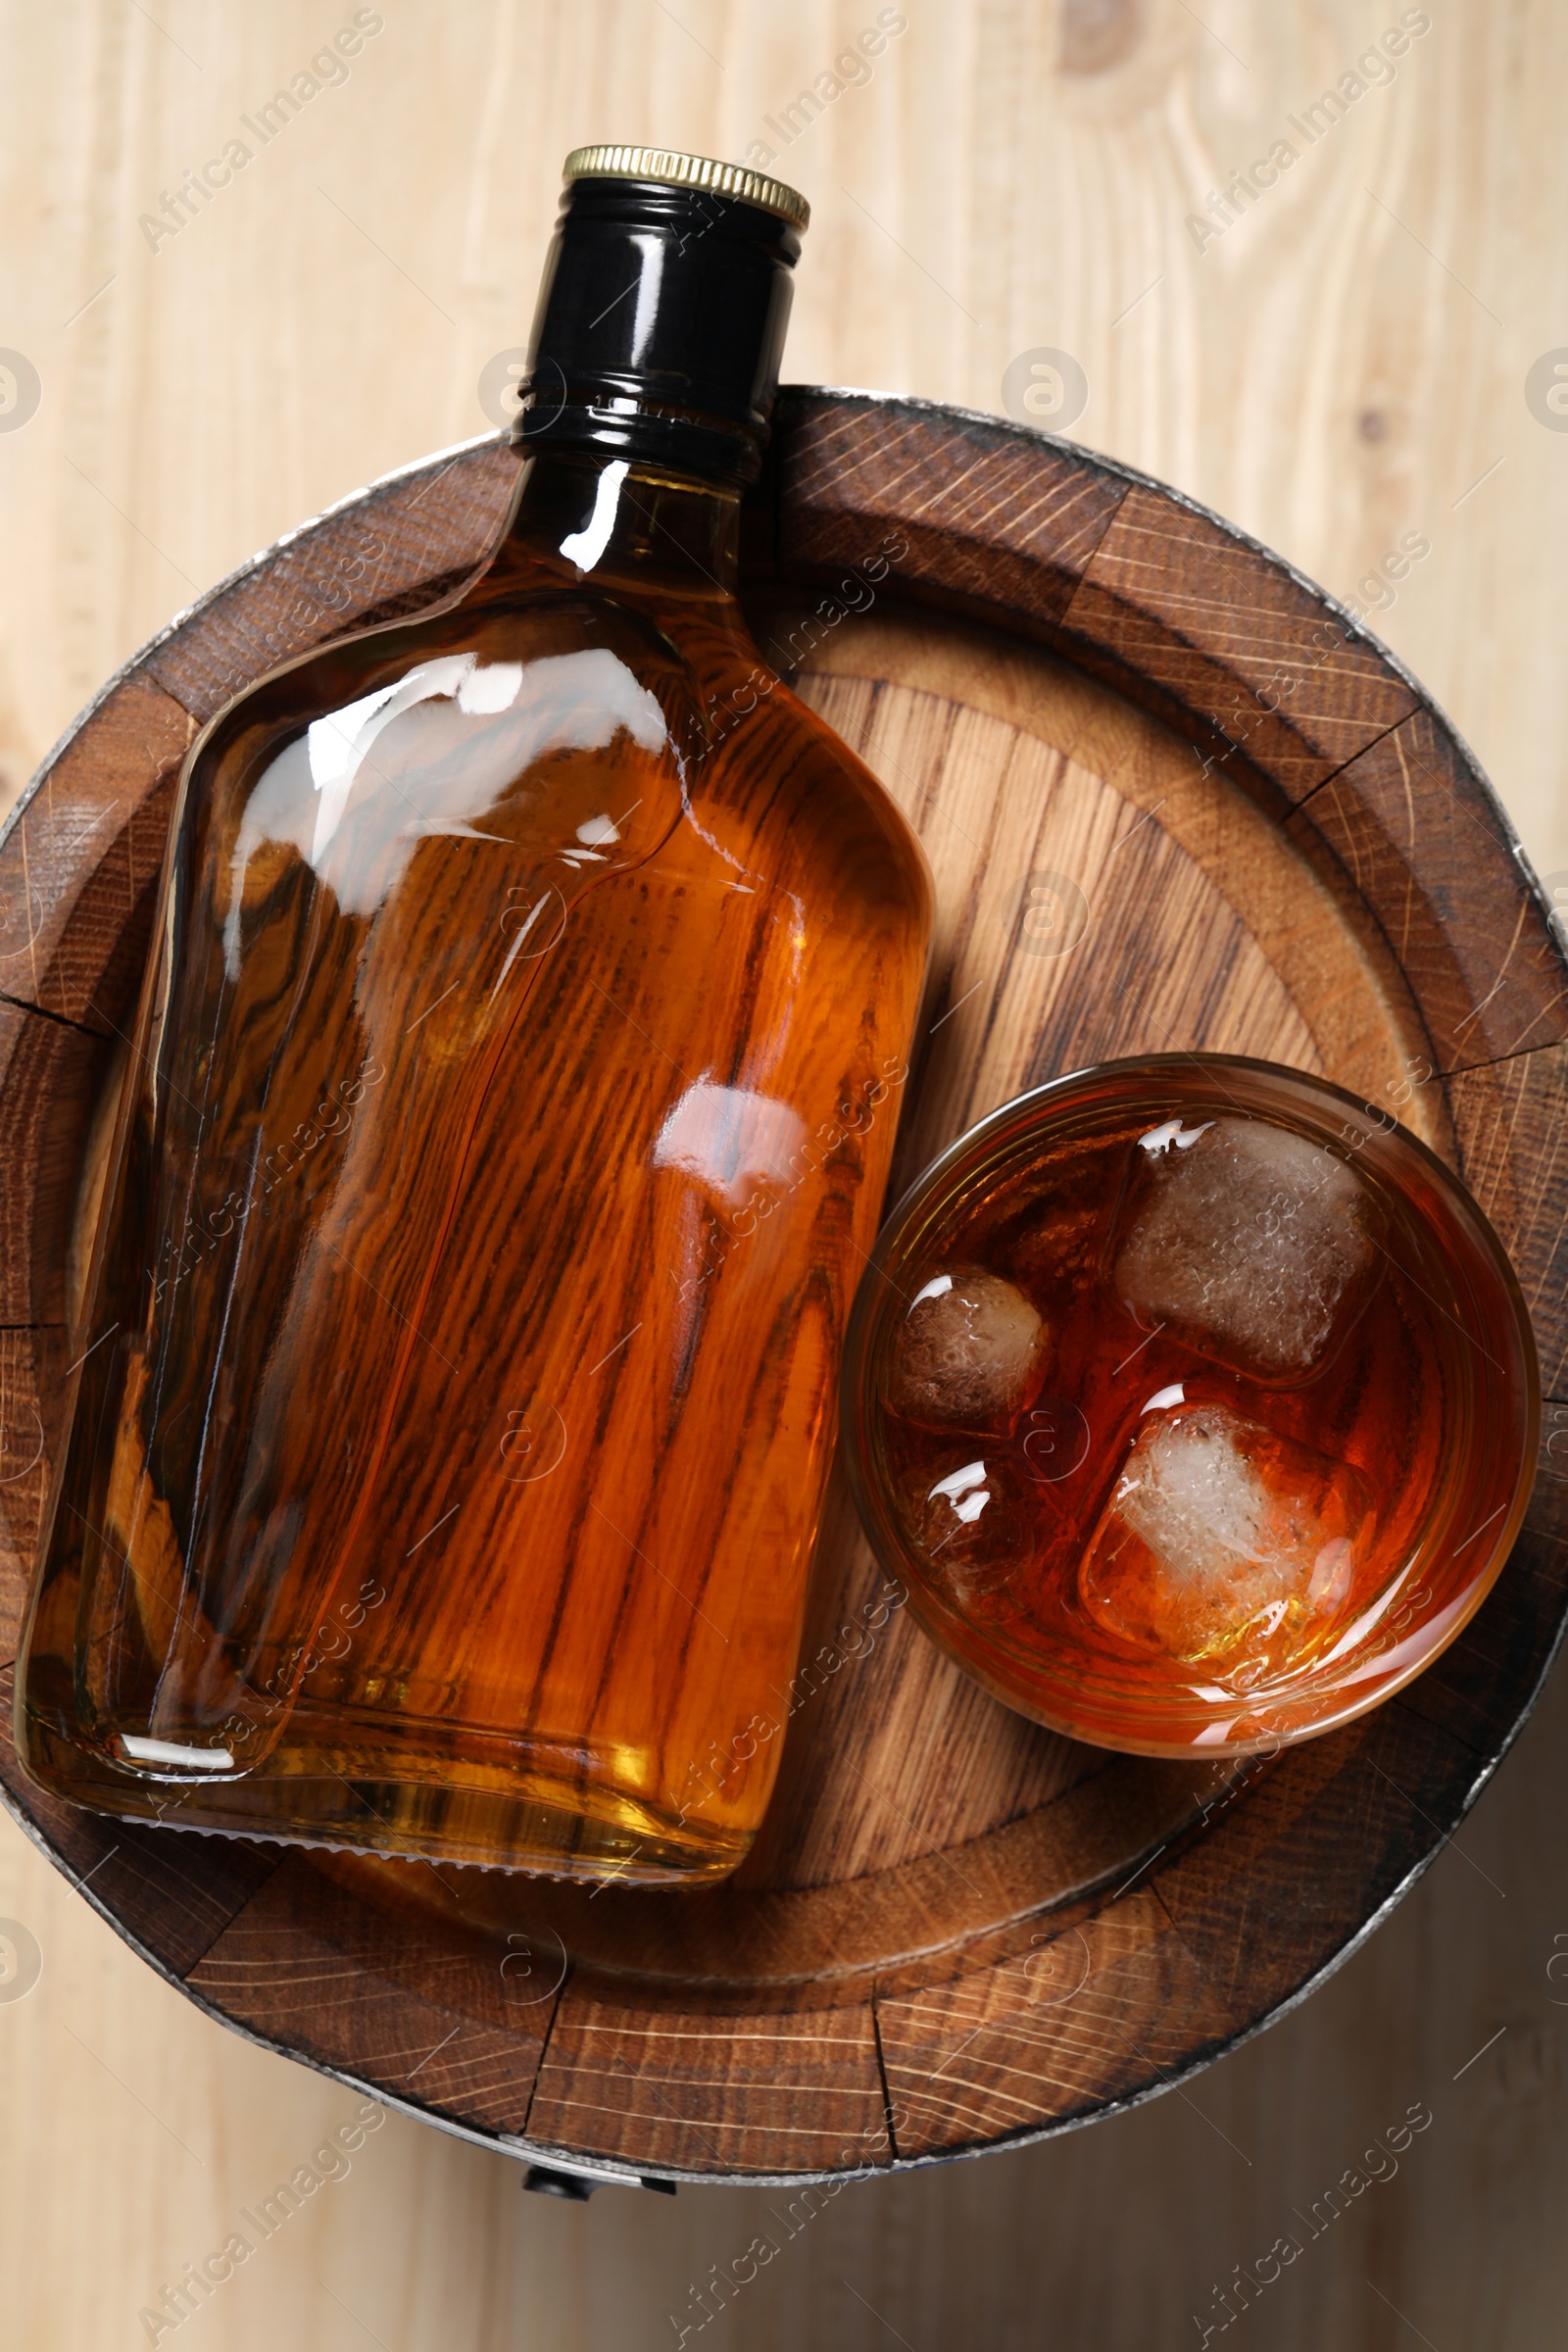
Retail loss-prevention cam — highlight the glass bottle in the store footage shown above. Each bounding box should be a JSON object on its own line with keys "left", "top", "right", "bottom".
{"left": 17, "top": 149, "right": 933, "bottom": 1883}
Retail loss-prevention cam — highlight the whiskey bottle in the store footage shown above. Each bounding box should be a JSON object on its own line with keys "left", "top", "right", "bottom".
{"left": 17, "top": 148, "right": 933, "bottom": 1883}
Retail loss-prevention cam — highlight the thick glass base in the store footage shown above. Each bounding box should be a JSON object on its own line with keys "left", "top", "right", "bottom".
{"left": 17, "top": 1707, "right": 749, "bottom": 1885}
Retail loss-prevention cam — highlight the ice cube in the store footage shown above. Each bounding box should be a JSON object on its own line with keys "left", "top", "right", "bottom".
{"left": 1079, "top": 1399, "right": 1369, "bottom": 1673}
{"left": 886, "top": 1266, "right": 1046, "bottom": 1428}
{"left": 901, "top": 1447, "right": 1039, "bottom": 1601}
{"left": 1113, "top": 1115, "right": 1380, "bottom": 1381}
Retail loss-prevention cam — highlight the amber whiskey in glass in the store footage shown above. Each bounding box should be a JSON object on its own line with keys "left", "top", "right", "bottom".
{"left": 17, "top": 151, "right": 932, "bottom": 1881}
{"left": 842, "top": 1057, "right": 1538, "bottom": 1756}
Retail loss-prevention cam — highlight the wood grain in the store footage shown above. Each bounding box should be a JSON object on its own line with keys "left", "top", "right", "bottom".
{"left": 1056, "top": 481, "right": 1419, "bottom": 800}
{"left": 524, "top": 1984, "right": 890, "bottom": 2177}
{"left": 1446, "top": 1046, "right": 1568, "bottom": 1396}
{"left": 0, "top": 1000, "right": 108, "bottom": 1330}
{"left": 1150, "top": 1701, "right": 1478, "bottom": 2031}
{"left": 777, "top": 600, "right": 1444, "bottom": 1147}
{"left": 185, "top": 1852, "right": 554, "bottom": 2139}
{"left": 1396, "top": 1435, "right": 1568, "bottom": 1759}
{"left": 770, "top": 393, "right": 1128, "bottom": 629}
{"left": 0, "top": 1331, "right": 63, "bottom": 1666}
{"left": 1288, "top": 709, "right": 1568, "bottom": 1074}
{"left": 0, "top": 672, "right": 192, "bottom": 1033}
{"left": 877, "top": 1888, "right": 1228, "bottom": 2157}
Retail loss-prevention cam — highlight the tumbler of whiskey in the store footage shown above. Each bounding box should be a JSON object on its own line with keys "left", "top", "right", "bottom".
{"left": 16, "top": 150, "right": 932, "bottom": 1880}
{"left": 840, "top": 1055, "right": 1538, "bottom": 1755}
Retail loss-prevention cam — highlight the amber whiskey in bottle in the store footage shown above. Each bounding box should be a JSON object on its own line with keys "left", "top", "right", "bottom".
{"left": 17, "top": 149, "right": 933, "bottom": 1882}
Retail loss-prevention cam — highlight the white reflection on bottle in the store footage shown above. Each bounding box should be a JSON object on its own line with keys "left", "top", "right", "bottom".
{"left": 653, "top": 1081, "right": 808, "bottom": 1215}
{"left": 223, "top": 647, "right": 666, "bottom": 969}
{"left": 560, "top": 458, "right": 630, "bottom": 572}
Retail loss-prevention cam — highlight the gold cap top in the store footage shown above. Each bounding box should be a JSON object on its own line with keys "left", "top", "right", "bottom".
{"left": 563, "top": 145, "right": 809, "bottom": 230}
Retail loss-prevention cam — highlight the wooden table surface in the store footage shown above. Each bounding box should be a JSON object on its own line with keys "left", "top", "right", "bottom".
{"left": 2, "top": 4, "right": 1565, "bottom": 2345}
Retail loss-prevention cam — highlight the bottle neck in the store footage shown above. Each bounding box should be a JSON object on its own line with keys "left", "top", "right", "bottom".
{"left": 497, "top": 447, "right": 742, "bottom": 604}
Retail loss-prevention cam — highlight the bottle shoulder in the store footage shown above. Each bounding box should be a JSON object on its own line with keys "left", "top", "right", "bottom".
{"left": 189, "top": 568, "right": 720, "bottom": 762}
{"left": 174, "top": 565, "right": 930, "bottom": 944}
{"left": 694, "top": 663, "right": 934, "bottom": 926}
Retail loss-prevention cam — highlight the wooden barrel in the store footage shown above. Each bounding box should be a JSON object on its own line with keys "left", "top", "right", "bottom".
{"left": 1, "top": 391, "right": 1564, "bottom": 2186}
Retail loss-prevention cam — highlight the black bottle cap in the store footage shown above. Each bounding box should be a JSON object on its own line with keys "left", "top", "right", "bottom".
{"left": 514, "top": 147, "right": 808, "bottom": 488}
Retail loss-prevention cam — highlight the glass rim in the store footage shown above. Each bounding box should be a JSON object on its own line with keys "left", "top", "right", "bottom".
{"left": 841, "top": 1052, "right": 1543, "bottom": 1758}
